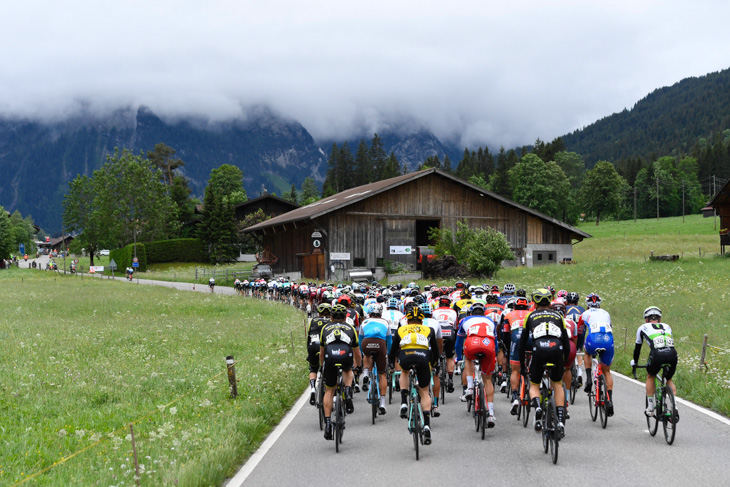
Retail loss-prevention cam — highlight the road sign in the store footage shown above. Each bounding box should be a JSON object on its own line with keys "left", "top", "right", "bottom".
{"left": 311, "top": 229, "right": 324, "bottom": 255}
{"left": 330, "top": 252, "right": 350, "bottom": 260}
{"left": 132, "top": 262, "right": 139, "bottom": 268}
{"left": 108, "top": 258, "right": 117, "bottom": 271}
{"left": 19, "top": 243, "right": 25, "bottom": 255}
{"left": 132, "top": 257, "right": 139, "bottom": 263}
{"left": 73, "top": 258, "right": 79, "bottom": 264}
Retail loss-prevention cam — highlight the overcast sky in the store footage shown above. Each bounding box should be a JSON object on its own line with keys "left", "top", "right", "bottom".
{"left": 1, "top": 1, "right": 729, "bottom": 149}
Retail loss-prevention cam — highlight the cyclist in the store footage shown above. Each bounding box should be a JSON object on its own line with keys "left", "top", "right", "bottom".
{"left": 553, "top": 300, "right": 577, "bottom": 419}
{"left": 506, "top": 295, "right": 531, "bottom": 414}
{"left": 208, "top": 277, "right": 215, "bottom": 292}
{"left": 420, "top": 302, "right": 444, "bottom": 416}
{"left": 384, "top": 298, "right": 406, "bottom": 346}
{"left": 579, "top": 293, "right": 615, "bottom": 416}
{"left": 457, "top": 302, "right": 498, "bottom": 427}
{"left": 433, "top": 295, "right": 458, "bottom": 393}
{"left": 359, "top": 303, "right": 391, "bottom": 415}
{"left": 565, "top": 292, "right": 586, "bottom": 387}
{"left": 307, "top": 303, "right": 332, "bottom": 405}
{"left": 389, "top": 306, "right": 439, "bottom": 445}
{"left": 631, "top": 306, "right": 679, "bottom": 421}
{"left": 519, "top": 289, "right": 569, "bottom": 435}
{"left": 499, "top": 283, "right": 516, "bottom": 306}
{"left": 320, "top": 303, "right": 362, "bottom": 440}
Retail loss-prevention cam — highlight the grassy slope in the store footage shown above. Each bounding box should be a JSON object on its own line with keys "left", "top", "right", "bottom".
{"left": 0, "top": 269, "right": 307, "bottom": 486}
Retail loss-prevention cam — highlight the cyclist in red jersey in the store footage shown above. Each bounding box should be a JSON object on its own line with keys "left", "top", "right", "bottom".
{"left": 552, "top": 300, "right": 577, "bottom": 420}
{"left": 505, "top": 296, "right": 530, "bottom": 414}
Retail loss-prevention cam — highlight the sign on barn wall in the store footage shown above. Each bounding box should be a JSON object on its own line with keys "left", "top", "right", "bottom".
{"left": 390, "top": 246, "right": 414, "bottom": 255}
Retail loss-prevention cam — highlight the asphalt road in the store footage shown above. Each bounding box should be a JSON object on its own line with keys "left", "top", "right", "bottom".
{"left": 238, "top": 372, "right": 730, "bottom": 486}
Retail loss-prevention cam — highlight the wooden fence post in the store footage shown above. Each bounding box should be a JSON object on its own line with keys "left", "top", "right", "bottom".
{"left": 226, "top": 356, "right": 238, "bottom": 398}
{"left": 700, "top": 334, "right": 709, "bottom": 370}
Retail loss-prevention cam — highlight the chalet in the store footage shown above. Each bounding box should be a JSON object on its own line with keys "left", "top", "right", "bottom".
{"left": 709, "top": 178, "right": 730, "bottom": 256}
{"left": 234, "top": 194, "right": 299, "bottom": 221}
{"left": 244, "top": 169, "right": 591, "bottom": 280}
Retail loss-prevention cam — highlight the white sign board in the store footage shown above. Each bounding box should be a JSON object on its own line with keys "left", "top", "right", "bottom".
{"left": 330, "top": 252, "right": 350, "bottom": 260}
{"left": 89, "top": 266, "right": 105, "bottom": 272}
{"left": 389, "top": 246, "right": 414, "bottom": 255}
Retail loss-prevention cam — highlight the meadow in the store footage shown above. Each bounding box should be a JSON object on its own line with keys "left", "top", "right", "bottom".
{"left": 0, "top": 269, "right": 307, "bottom": 486}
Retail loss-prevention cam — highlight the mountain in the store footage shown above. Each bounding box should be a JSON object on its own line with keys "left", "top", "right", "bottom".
{"left": 561, "top": 68, "right": 730, "bottom": 168}
{"left": 0, "top": 106, "right": 327, "bottom": 232}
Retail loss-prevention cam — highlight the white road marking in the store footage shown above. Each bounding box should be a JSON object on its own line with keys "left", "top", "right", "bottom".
{"left": 226, "top": 389, "right": 311, "bottom": 486}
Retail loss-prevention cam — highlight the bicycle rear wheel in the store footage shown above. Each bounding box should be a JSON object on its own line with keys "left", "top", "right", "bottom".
{"left": 334, "top": 395, "right": 342, "bottom": 453}
{"left": 412, "top": 402, "right": 420, "bottom": 460}
{"left": 521, "top": 377, "right": 531, "bottom": 427}
{"left": 647, "top": 395, "right": 659, "bottom": 436}
{"left": 548, "top": 397, "right": 559, "bottom": 464}
{"left": 388, "top": 370, "right": 393, "bottom": 404}
{"left": 662, "top": 387, "right": 677, "bottom": 445}
{"left": 440, "top": 366, "right": 446, "bottom": 405}
{"left": 479, "top": 385, "right": 486, "bottom": 440}
{"left": 599, "top": 377, "right": 608, "bottom": 428}
{"left": 371, "top": 382, "right": 378, "bottom": 424}
{"left": 317, "top": 378, "right": 325, "bottom": 431}
{"left": 570, "top": 365, "right": 578, "bottom": 404}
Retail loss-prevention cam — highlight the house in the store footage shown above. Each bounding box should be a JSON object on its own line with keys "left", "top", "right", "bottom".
{"left": 709, "top": 178, "right": 730, "bottom": 256}
{"left": 243, "top": 168, "right": 591, "bottom": 279}
{"left": 233, "top": 194, "right": 300, "bottom": 221}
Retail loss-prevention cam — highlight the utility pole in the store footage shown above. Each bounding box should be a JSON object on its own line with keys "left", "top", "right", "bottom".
{"left": 682, "top": 180, "right": 685, "bottom": 223}
{"left": 656, "top": 175, "right": 660, "bottom": 221}
{"left": 633, "top": 186, "right": 637, "bottom": 223}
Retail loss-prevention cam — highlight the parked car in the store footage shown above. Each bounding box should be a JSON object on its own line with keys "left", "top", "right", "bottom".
{"left": 251, "top": 264, "right": 273, "bottom": 279}
{"left": 100, "top": 249, "right": 110, "bottom": 256}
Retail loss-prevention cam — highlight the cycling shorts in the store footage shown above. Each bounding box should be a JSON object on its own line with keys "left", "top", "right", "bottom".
{"left": 361, "top": 337, "right": 387, "bottom": 373}
{"left": 464, "top": 335, "right": 496, "bottom": 375}
{"left": 398, "top": 349, "right": 431, "bottom": 389}
{"left": 564, "top": 340, "right": 577, "bottom": 370}
{"left": 443, "top": 333, "right": 456, "bottom": 359}
{"left": 584, "top": 332, "right": 615, "bottom": 366}
{"left": 307, "top": 343, "right": 321, "bottom": 373}
{"left": 529, "top": 337, "right": 565, "bottom": 383}
{"left": 509, "top": 328, "right": 532, "bottom": 365}
{"left": 323, "top": 343, "right": 354, "bottom": 388}
{"left": 646, "top": 347, "right": 678, "bottom": 380}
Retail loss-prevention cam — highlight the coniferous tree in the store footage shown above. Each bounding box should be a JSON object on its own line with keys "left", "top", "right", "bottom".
{"left": 370, "top": 133, "right": 388, "bottom": 181}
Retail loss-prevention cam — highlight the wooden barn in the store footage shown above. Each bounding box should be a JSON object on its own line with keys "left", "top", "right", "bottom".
{"left": 244, "top": 168, "right": 591, "bottom": 279}
{"left": 233, "top": 194, "right": 299, "bottom": 221}
{"left": 709, "top": 178, "right": 730, "bottom": 256}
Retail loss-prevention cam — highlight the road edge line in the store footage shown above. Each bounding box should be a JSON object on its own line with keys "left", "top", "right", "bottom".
{"left": 226, "top": 389, "right": 310, "bottom": 486}
{"left": 614, "top": 371, "right": 730, "bottom": 426}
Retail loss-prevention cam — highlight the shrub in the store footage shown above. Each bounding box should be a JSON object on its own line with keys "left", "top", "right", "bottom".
{"left": 428, "top": 220, "right": 514, "bottom": 277}
{"left": 145, "top": 238, "right": 205, "bottom": 263}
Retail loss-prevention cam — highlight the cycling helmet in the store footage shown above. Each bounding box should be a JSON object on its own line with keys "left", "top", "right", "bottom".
{"left": 368, "top": 303, "right": 383, "bottom": 316}
{"left": 418, "top": 302, "right": 433, "bottom": 317}
{"left": 387, "top": 298, "right": 399, "bottom": 309}
{"left": 504, "top": 297, "right": 516, "bottom": 310}
{"left": 331, "top": 304, "right": 348, "bottom": 319}
{"left": 438, "top": 296, "right": 452, "bottom": 307}
{"left": 643, "top": 306, "right": 662, "bottom": 321}
{"left": 473, "top": 286, "right": 485, "bottom": 295}
{"left": 585, "top": 293, "right": 601, "bottom": 308}
{"left": 566, "top": 292, "right": 579, "bottom": 304}
{"left": 424, "top": 285, "right": 431, "bottom": 292}
{"left": 532, "top": 288, "right": 552, "bottom": 307}
{"left": 546, "top": 286, "right": 555, "bottom": 297}
{"left": 470, "top": 303, "right": 485, "bottom": 316}
{"left": 486, "top": 294, "right": 499, "bottom": 304}
{"left": 460, "top": 289, "right": 472, "bottom": 300}
{"left": 516, "top": 288, "right": 527, "bottom": 297}
{"left": 407, "top": 282, "right": 416, "bottom": 288}
{"left": 317, "top": 303, "right": 332, "bottom": 315}
{"left": 514, "top": 296, "right": 529, "bottom": 309}
{"left": 455, "top": 280, "right": 465, "bottom": 289}
{"left": 557, "top": 289, "right": 568, "bottom": 299}
{"left": 354, "top": 294, "right": 365, "bottom": 304}
{"left": 431, "top": 290, "right": 440, "bottom": 299}
{"left": 491, "top": 285, "right": 500, "bottom": 293}
{"left": 338, "top": 294, "right": 352, "bottom": 307}
{"left": 410, "top": 289, "right": 420, "bottom": 297}
{"left": 440, "top": 286, "right": 449, "bottom": 294}
{"left": 503, "top": 283, "right": 516, "bottom": 294}
{"left": 403, "top": 302, "right": 417, "bottom": 314}
{"left": 551, "top": 301, "right": 566, "bottom": 316}
{"left": 413, "top": 294, "right": 426, "bottom": 305}
{"left": 376, "top": 295, "right": 386, "bottom": 303}
{"left": 406, "top": 306, "right": 425, "bottom": 321}
{"left": 368, "top": 291, "right": 376, "bottom": 298}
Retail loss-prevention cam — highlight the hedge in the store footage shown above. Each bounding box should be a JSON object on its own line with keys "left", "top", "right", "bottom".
{"left": 109, "top": 238, "right": 206, "bottom": 272}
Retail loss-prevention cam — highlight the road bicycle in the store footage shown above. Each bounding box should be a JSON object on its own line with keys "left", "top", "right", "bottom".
{"left": 389, "top": 368, "right": 401, "bottom": 404}
{"left": 633, "top": 363, "right": 677, "bottom": 445}
{"left": 438, "top": 355, "right": 447, "bottom": 405}
{"left": 366, "top": 353, "right": 382, "bottom": 424}
{"left": 315, "top": 368, "right": 326, "bottom": 431}
{"left": 331, "top": 366, "right": 347, "bottom": 453}
{"left": 471, "top": 354, "right": 489, "bottom": 440}
{"left": 569, "top": 352, "right": 584, "bottom": 405}
{"left": 405, "top": 367, "right": 426, "bottom": 460}
{"left": 517, "top": 352, "right": 532, "bottom": 427}
{"left": 587, "top": 352, "right": 608, "bottom": 428}
{"left": 538, "top": 363, "right": 560, "bottom": 464}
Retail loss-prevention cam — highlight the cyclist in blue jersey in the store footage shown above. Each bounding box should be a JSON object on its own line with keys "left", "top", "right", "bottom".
{"left": 359, "top": 303, "right": 392, "bottom": 415}
{"left": 565, "top": 292, "right": 586, "bottom": 387}
{"left": 579, "top": 293, "right": 615, "bottom": 416}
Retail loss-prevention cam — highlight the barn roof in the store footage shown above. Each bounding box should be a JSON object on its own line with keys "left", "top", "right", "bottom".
{"left": 244, "top": 168, "right": 591, "bottom": 240}
{"left": 709, "top": 178, "right": 730, "bottom": 208}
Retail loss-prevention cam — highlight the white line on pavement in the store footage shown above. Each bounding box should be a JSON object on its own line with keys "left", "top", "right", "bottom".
{"left": 226, "top": 389, "right": 311, "bottom": 486}
{"left": 614, "top": 371, "right": 730, "bottom": 427}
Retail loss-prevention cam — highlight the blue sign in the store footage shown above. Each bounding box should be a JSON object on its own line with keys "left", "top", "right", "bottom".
{"left": 132, "top": 262, "right": 139, "bottom": 268}
{"left": 19, "top": 243, "right": 25, "bottom": 255}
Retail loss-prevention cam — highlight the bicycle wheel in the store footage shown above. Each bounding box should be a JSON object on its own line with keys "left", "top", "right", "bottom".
{"left": 479, "top": 385, "right": 486, "bottom": 440}
{"left": 548, "top": 397, "right": 559, "bottom": 464}
{"left": 588, "top": 378, "right": 598, "bottom": 422}
{"left": 542, "top": 399, "right": 549, "bottom": 454}
{"left": 388, "top": 371, "right": 393, "bottom": 404}
{"left": 473, "top": 382, "right": 481, "bottom": 432}
{"left": 647, "top": 394, "right": 659, "bottom": 436}
{"left": 599, "top": 377, "right": 608, "bottom": 429}
{"left": 440, "top": 367, "right": 446, "bottom": 405}
{"left": 662, "top": 387, "right": 677, "bottom": 445}
{"left": 570, "top": 365, "right": 578, "bottom": 404}
{"left": 521, "top": 377, "right": 531, "bottom": 427}
{"left": 412, "top": 402, "right": 420, "bottom": 460}
{"left": 371, "top": 381, "right": 378, "bottom": 424}
{"left": 317, "top": 379, "right": 325, "bottom": 431}
{"left": 334, "top": 395, "right": 341, "bottom": 453}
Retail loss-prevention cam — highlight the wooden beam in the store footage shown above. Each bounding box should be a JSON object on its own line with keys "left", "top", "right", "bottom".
{"left": 345, "top": 211, "right": 507, "bottom": 220}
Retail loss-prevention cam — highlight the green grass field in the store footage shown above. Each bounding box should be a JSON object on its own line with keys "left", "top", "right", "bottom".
{"left": 0, "top": 269, "right": 307, "bottom": 486}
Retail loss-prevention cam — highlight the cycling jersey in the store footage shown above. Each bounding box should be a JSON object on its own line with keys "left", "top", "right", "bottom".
{"left": 306, "top": 317, "right": 330, "bottom": 372}
{"left": 389, "top": 322, "right": 439, "bottom": 387}
{"left": 504, "top": 309, "right": 529, "bottom": 365}
{"left": 519, "top": 309, "right": 569, "bottom": 383}
{"left": 461, "top": 317, "right": 497, "bottom": 374}
{"left": 359, "top": 317, "right": 392, "bottom": 349}
{"left": 455, "top": 315, "right": 497, "bottom": 361}
{"left": 634, "top": 322, "right": 677, "bottom": 378}
{"left": 580, "top": 308, "right": 615, "bottom": 365}
{"left": 635, "top": 322, "right": 675, "bottom": 351}
{"left": 320, "top": 321, "right": 360, "bottom": 387}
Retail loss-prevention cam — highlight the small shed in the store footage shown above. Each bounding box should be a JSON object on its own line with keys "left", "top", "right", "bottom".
{"left": 701, "top": 206, "right": 716, "bottom": 218}
{"left": 709, "top": 179, "right": 730, "bottom": 256}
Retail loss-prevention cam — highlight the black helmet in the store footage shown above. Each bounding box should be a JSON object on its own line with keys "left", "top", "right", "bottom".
{"left": 566, "top": 292, "right": 579, "bottom": 304}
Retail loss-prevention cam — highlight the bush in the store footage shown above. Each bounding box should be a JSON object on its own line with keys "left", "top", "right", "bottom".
{"left": 110, "top": 243, "right": 147, "bottom": 272}
{"left": 383, "top": 260, "right": 407, "bottom": 275}
{"left": 145, "top": 238, "right": 205, "bottom": 263}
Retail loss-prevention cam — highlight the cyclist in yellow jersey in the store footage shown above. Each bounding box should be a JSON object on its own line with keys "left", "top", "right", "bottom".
{"left": 389, "top": 306, "right": 439, "bottom": 445}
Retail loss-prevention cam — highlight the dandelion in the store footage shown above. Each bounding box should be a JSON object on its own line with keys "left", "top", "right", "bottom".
{"left": 58, "top": 429, "right": 67, "bottom": 438}
{"left": 169, "top": 407, "right": 177, "bottom": 416}
{"left": 75, "top": 429, "right": 86, "bottom": 439}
